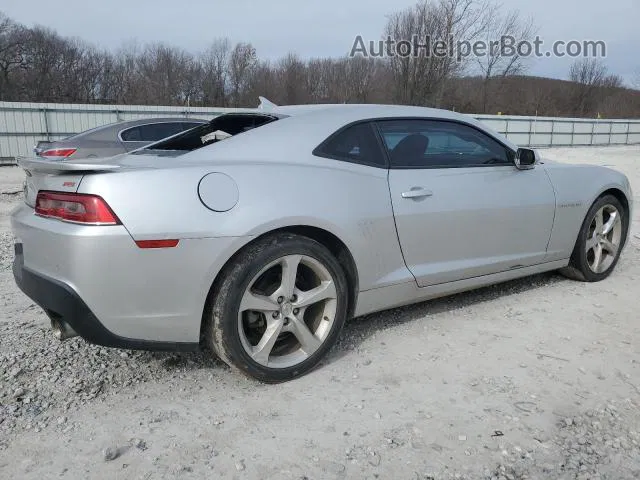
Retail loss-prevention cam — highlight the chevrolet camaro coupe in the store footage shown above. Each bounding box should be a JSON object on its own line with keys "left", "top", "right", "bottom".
{"left": 12, "top": 103, "right": 632, "bottom": 382}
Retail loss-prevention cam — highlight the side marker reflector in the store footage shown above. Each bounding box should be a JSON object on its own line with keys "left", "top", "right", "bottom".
{"left": 135, "top": 240, "right": 180, "bottom": 249}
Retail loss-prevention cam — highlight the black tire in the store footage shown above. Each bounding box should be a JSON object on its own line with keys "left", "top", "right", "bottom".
{"left": 560, "top": 194, "right": 629, "bottom": 282}
{"left": 203, "top": 233, "right": 349, "bottom": 383}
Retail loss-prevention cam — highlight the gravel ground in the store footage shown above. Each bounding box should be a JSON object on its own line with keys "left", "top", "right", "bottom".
{"left": 1, "top": 147, "right": 639, "bottom": 479}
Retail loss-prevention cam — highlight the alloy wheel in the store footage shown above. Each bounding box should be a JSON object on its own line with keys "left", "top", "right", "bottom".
{"left": 586, "top": 204, "right": 623, "bottom": 274}
{"left": 237, "top": 255, "right": 338, "bottom": 368}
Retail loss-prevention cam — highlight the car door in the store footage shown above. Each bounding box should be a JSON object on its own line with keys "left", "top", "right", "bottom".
{"left": 381, "top": 119, "right": 556, "bottom": 287}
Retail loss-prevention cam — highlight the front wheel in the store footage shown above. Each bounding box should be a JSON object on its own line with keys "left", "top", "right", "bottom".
{"left": 560, "top": 194, "right": 628, "bottom": 282}
{"left": 204, "top": 233, "right": 349, "bottom": 382}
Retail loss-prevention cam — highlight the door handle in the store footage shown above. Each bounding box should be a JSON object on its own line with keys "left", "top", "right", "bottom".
{"left": 401, "top": 188, "right": 433, "bottom": 199}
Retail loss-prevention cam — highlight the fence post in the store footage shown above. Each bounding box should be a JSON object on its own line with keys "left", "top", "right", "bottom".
{"left": 42, "top": 108, "right": 50, "bottom": 141}
{"left": 531, "top": 114, "right": 539, "bottom": 147}
{"left": 571, "top": 121, "right": 576, "bottom": 147}
{"left": 550, "top": 120, "right": 555, "bottom": 147}
{"left": 626, "top": 122, "right": 630, "bottom": 145}
{"left": 608, "top": 122, "right": 613, "bottom": 145}
{"left": 590, "top": 120, "right": 596, "bottom": 146}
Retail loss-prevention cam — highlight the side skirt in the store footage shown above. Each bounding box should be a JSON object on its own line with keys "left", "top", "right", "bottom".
{"left": 354, "top": 259, "right": 569, "bottom": 318}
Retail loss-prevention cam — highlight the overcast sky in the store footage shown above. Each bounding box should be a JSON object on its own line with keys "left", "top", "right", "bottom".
{"left": 2, "top": 0, "right": 638, "bottom": 85}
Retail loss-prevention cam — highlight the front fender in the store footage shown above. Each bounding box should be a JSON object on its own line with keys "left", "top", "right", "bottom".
{"left": 544, "top": 163, "right": 632, "bottom": 261}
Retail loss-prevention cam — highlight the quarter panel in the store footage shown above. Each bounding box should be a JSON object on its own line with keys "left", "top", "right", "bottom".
{"left": 77, "top": 157, "right": 411, "bottom": 293}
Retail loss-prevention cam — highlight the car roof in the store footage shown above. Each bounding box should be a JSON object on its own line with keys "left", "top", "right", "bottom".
{"left": 275, "top": 104, "right": 516, "bottom": 144}
{"left": 185, "top": 104, "right": 518, "bottom": 163}
{"left": 266, "top": 103, "right": 514, "bottom": 147}
{"left": 265, "top": 104, "right": 504, "bottom": 132}
{"left": 268, "top": 103, "right": 458, "bottom": 119}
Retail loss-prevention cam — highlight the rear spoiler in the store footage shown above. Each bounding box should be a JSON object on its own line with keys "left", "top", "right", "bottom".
{"left": 18, "top": 157, "right": 121, "bottom": 173}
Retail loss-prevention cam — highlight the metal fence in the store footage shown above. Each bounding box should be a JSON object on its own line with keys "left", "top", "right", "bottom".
{"left": 476, "top": 115, "right": 640, "bottom": 149}
{"left": 0, "top": 101, "right": 249, "bottom": 164}
{"left": 1, "top": 101, "right": 640, "bottom": 164}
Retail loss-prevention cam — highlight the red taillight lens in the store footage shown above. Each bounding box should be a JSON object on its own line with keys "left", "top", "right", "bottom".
{"left": 35, "top": 191, "right": 121, "bottom": 225}
{"left": 39, "top": 148, "right": 77, "bottom": 159}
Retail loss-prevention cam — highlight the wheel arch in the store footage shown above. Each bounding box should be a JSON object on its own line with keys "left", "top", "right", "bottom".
{"left": 594, "top": 187, "right": 632, "bottom": 249}
{"left": 199, "top": 225, "right": 360, "bottom": 343}
{"left": 596, "top": 187, "right": 630, "bottom": 218}
{"left": 573, "top": 186, "right": 631, "bottom": 251}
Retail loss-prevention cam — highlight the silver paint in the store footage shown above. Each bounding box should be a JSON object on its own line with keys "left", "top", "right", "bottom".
{"left": 12, "top": 104, "right": 633, "bottom": 344}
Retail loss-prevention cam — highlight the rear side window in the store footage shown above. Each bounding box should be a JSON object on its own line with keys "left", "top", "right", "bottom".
{"left": 314, "top": 122, "right": 386, "bottom": 168}
{"left": 121, "top": 122, "right": 199, "bottom": 142}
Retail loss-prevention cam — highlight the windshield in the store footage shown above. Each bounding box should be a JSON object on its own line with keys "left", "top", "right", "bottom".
{"left": 140, "top": 113, "right": 282, "bottom": 153}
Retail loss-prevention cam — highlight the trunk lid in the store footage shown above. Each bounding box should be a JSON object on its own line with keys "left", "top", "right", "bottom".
{"left": 18, "top": 158, "right": 121, "bottom": 208}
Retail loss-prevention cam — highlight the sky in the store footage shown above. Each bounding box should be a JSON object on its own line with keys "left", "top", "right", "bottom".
{"left": 2, "top": 0, "right": 639, "bottom": 85}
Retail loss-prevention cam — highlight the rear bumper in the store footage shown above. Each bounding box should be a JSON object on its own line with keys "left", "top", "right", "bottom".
{"left": 11, "top": 202, "right": 250, "bottom": 348}
{"left": 13, "top": 244, "right": 199, "bottom": 351}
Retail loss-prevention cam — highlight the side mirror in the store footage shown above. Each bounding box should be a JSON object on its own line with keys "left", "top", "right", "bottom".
{"left": 515, "top": 148, "right": 538, "bottom": 170}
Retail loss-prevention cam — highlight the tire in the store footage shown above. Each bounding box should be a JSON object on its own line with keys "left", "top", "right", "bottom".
{"left": 560, "top": 194, "right": 628, "bottom": 282}
{"left": 204, "top": 233, "right": 349, "bottom": 382}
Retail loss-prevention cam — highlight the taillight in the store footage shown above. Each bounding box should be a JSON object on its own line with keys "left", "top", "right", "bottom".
{"left": 35, "top": 191, "right": 121, "bottom": 225}
{"left": 39, "top": 148, "right": 77, "bottom": 159}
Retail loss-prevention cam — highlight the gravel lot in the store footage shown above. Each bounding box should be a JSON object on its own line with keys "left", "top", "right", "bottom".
{"left": 1, "top": 146, "right": 639, "bottom": 480}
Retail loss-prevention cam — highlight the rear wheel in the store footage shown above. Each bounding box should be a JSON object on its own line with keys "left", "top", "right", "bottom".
{"left": 205, "top": 233, "right": 348, "bottom": 382}
{"left": 560, "top": 194, "right": 628, "bottom": 282}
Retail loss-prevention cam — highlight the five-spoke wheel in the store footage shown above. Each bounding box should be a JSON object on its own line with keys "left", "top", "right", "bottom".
{"left": 205, "top": 233, "right": 348, "bottom": 382}
{"left": 585, "top": 204, "right": 623, "bottom": 274}
{"left": 561, "top": 194, "right": 628, "bottom": 282}
{"left": 238, "top": 254, "right": 338, "bottom": 368}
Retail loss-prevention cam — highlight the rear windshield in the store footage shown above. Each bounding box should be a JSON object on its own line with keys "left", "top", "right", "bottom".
{"left": 140, "top": 113, "right": 282, "bottom": 153}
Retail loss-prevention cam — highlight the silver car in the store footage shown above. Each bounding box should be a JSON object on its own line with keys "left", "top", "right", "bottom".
{"left": 34, "top": 118, "right": 207, "bottom": 160}
{"left": 11, "top": 104, "right": 633, "bottom": 382}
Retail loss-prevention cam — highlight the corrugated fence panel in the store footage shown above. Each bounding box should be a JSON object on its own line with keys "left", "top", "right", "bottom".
{"left": 475, "top": 114, "right": 640, "bottom": 149}
{"left": 0, "top": 102, "right": 250, "bottom": 161}
{"left": 1, "top": 101, "right": 640, "bottom": 162}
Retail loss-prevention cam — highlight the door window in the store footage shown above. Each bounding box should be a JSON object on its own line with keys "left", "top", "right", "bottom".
{"left": 377, "top": 120, "right": 514, "bottom": 168}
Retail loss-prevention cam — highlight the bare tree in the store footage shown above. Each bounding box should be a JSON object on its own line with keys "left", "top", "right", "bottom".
{"left": 475, "top": 7, "right": 536, "bottom": 112}
{"left": 602, "top": 74, "right": 623, "bottom": 89}
{"left": 134, "top": 43, "right": 199, "bottom": 105}
{"left": 0, "top": 12, "right": 28, "bottom": 100}
{"left": 384, "top": 0, "right": 491, "bottom": 107}
{"left": 102, "top": 42, "right": 143, "bottom": 104}
{"left": 569, "top": 58, "right": 608, "bottom": 86}
{"left": 631, "top": 69, "right": 640, "bottom": 90}
{"left": 306, "top": 58, "right": 331, "bottom": 102}
{"left": 200, "top": 38, "right": 230, "bottom": 106}
{"left": 0, "top": 10, "right": 638, "bottom": 116}
{"left": 568, "top": 59, "right": 609, "bottom": 116}
{"left": 276, "top": 53, "right": 308, "bottom": 104}
{"left": 228, "top": 42, "right": 257, "bottom": 107}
